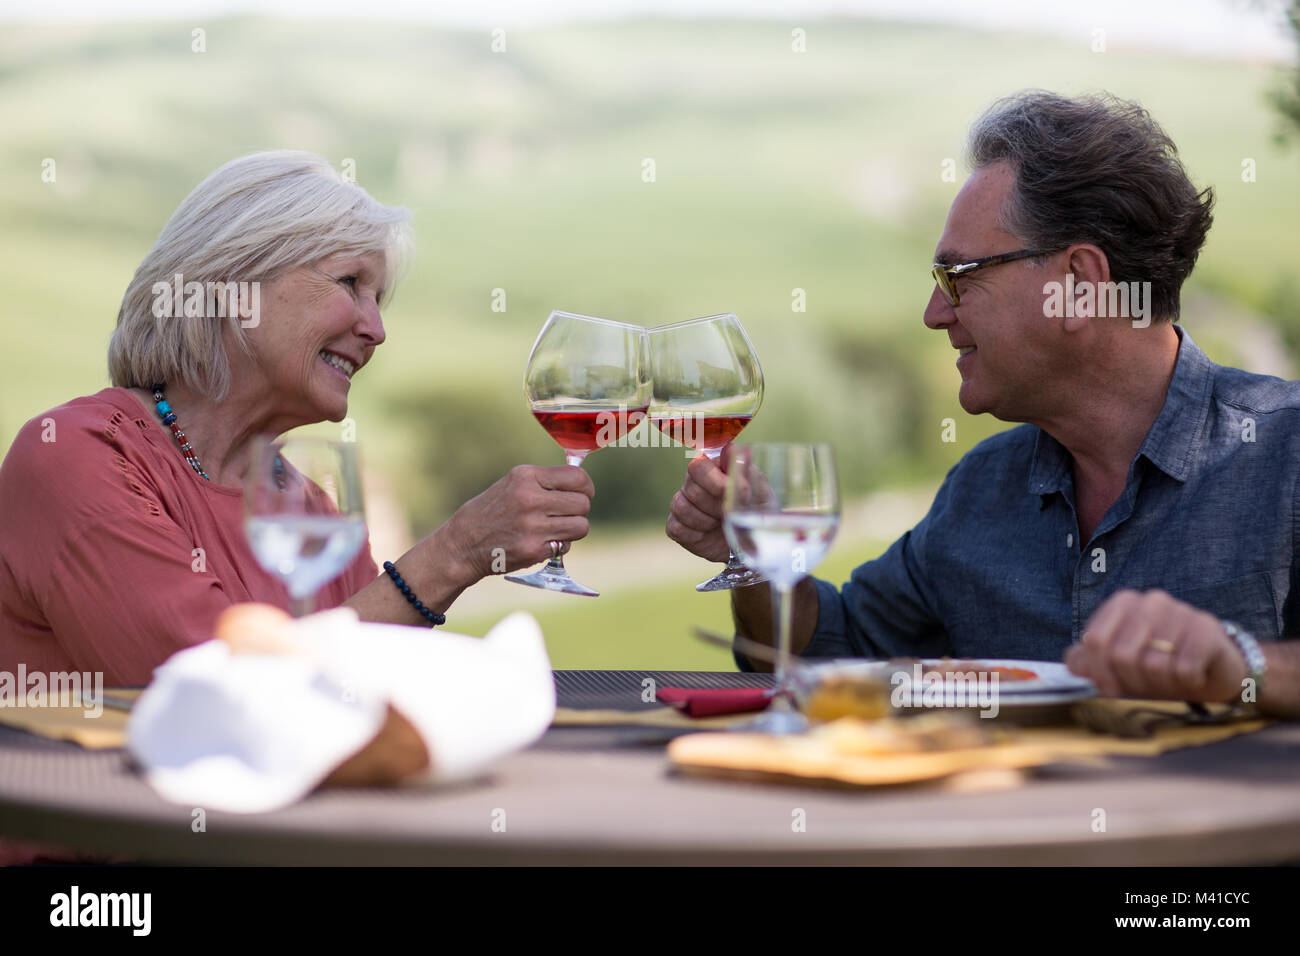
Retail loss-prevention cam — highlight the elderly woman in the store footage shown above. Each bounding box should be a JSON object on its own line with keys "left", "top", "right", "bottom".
{"left": 0, "top": 151, "right": 593, "bottom": 687}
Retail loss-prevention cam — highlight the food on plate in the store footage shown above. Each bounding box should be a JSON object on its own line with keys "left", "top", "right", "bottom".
{"left": 812, "top": 713, "right": 992, "bottom": 754}
{"left": 667, "top": 715, "right": 1051, "bottom": 788}
{"left": 914, "top": 659, "right": 1039, "bottom": 682}
{"left": 797, "top": 671, "right": 891, "bottom": 722}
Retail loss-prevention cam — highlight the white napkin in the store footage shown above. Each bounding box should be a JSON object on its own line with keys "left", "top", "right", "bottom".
{"left": 127, "top": 610, "right": 555, "bottom": 813}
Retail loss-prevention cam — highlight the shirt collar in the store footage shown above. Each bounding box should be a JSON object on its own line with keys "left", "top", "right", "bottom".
{"left": 1028, "top": 325, "right": 1214, "bottom": 498}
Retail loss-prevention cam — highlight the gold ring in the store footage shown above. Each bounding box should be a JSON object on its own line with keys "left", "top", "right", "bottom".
{"left": 1149, "top": 639, "right": 1176, "bottom": 653}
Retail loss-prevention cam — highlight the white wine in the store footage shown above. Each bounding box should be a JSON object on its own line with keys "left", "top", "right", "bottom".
{"left": 723, "top": 511, "right": 838, "bottom": 591}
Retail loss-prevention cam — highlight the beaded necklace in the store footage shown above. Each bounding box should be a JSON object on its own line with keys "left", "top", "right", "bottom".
{"left": 149, "top": 383, "right": 210, "bottom": 481}
{"left": 147, "top": 383, "right": 444, "bottom": 627}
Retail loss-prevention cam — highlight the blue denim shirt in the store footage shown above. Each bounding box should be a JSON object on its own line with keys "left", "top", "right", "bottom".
{"left": 776, "top": 328, "right": 1299, "bottom": 666}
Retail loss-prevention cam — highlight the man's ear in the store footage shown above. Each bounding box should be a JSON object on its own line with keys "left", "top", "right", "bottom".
{"left": 1061, "top": 243, "right": 1110, "bottom": 332}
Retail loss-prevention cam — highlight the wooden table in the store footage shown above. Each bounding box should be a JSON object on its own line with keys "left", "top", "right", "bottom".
{"left": 2, "top": 671, "right": 1299, "bottom": 865}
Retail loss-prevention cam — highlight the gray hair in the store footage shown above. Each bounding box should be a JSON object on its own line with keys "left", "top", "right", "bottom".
{"left": 109, "top": 150, "right": 412, "bottom": 399}
{"left": 968, "top": 90, "right": 1214, "bottom": 321}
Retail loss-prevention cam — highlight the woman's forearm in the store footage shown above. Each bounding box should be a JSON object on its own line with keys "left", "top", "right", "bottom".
{"left": 345, "top": 525, "right": 479, "bottom": 627}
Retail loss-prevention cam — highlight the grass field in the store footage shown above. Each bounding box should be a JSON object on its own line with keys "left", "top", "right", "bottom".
{"left": 449, "top": 530, "right": 897, "bottom": 670}
{"left": 1, "top": 16, "right": 1297, "bottom": 666}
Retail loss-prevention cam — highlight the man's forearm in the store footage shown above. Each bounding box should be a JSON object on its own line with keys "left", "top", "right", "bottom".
{"left": 1260, "top": 641, "right": 1300, "bottom": 718}
{"left": 730, "top": 578, "right": 819, "bottom": 673}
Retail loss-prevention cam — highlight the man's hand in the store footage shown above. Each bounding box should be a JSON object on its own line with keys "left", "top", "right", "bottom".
{"left": 665, "top": 454, "right": 730, "bottom": 562}
{"left": 1065, "top": 589, "right": 1249, "bottom": 704}
{"left": 439, "top": 464, "right": 594, "bottom": 584}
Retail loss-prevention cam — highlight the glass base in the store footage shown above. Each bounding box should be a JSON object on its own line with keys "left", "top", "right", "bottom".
{"left": 730, "top": 704, "right": 809, "bottom": 735}
{"left": 696, "top": 556, "right": 765, "bottom": 592}
{"left": 505, "top": 559, "right": 599, "bottom": 597}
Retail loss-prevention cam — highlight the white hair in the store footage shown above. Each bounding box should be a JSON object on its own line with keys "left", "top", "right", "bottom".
{"left": 109, "top": 150, "right": 412, "bottom": 400}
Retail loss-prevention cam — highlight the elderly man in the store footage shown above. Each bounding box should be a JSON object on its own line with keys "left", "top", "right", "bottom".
{"left": 667, "top": 90, "right": 1300, "bottom": 717}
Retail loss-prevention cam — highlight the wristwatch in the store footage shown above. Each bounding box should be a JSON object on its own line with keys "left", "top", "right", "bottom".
{"left": 1221, "top": 620, "right": 1267, "bottom": 710}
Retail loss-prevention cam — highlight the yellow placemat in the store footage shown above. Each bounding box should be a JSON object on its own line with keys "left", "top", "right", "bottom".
{"left": 1020, "top": 699, "right": 1270, "bottom": 757}
{"left": 669, "top": 733, "right": 1061, "bottom": 788}
{"left": 558, "top": 698, "right": 1271, "bottom": 757}
{"left": 667, "top": 702, "right": 1273, "bottom": 789}
{"left": 2, "top": 700, "right": 754, "bottom": 743}
{"left": 0, "top": 694, "right": 1269, "bottom": 756}
{"left": 0, "top": 689, "right": 138, "bottom": 749}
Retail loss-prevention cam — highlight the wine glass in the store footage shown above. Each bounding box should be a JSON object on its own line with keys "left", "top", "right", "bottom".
{"left": 505, "top": 310, "right": 651, "bottom": 597}
{"left": 243, "top": 436, "right": 368, "bottom": 617}
{"left": 648, "top": 313, "right": 764, "bottom": 592}
{"left": 723, "top": 443, "right": 839, "bottom": 734}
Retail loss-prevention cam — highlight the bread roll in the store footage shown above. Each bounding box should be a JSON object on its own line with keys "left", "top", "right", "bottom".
{"left": 214, "top": 603, "right": 297, "bottom": 655}
{"left": 324, "top": 704, "right": 432, "bottom": 786}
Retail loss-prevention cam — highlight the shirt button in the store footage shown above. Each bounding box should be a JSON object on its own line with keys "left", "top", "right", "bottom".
{"left": 1066, "top": 533, "right": 1074, "bottom": 548}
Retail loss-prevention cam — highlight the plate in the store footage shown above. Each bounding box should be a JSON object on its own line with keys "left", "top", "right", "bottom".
{"left": 809, "top": 658, "right": 1095, "bottom": 698}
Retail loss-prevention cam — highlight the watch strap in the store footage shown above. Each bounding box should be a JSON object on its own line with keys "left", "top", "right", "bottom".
{"left": 1221, "top": 620, "right": 1267, "bottom": 707}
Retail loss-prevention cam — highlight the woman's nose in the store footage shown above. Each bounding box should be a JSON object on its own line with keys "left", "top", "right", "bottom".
{"left": 354, "top": 299, "right": 386, "bottom": 346}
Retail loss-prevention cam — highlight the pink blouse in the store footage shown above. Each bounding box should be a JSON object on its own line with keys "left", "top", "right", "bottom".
{"left": 0, "top": 388, "right": 378, "bottom": 687}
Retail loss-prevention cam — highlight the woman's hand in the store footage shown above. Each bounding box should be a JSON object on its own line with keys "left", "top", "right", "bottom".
{"left": 437, "top": 464, "right": 594, "bottom": 585}
{"left": 666, "top": 454, "right": 731, "bottom": 563}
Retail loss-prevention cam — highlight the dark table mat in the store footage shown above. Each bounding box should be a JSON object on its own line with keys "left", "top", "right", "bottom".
{"left": 552, "top": 669, "right": 773, "bottom": 711}
{"left": 87, "top": 675, "right": 777, "bottom": 715}
{"left": 0, "top": 672, "right": 775, "bottom": 754}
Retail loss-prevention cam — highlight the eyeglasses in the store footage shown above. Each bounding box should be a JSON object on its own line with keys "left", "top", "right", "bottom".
{"left": 930, "top": 248, "right": 1059, "bottom": 307}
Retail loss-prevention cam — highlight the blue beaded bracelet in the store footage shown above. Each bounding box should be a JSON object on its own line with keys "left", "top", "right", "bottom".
{"left": 382, "top": 561, "right": 446, "bottom": 626}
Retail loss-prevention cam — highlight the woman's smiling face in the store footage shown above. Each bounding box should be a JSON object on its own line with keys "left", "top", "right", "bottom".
{"left": 241, "top": 250, "right": 389, "bottom": 425}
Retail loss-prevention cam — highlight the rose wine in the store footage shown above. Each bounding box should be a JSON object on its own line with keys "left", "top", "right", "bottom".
{"left": 533, "top": 406, "right": 648, "bottom": 454}
{"left": 650, "top": 414, "right": 752, "bottom": 457}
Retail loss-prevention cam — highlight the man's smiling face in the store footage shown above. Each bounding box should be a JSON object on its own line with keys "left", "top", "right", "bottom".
{"left": 923, "top": 162, "right": 1067, "bottom": 422}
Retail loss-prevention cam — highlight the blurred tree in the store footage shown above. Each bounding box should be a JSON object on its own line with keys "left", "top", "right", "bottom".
{"left": 1269, "top": 0, "right": 1300, "bottom": 141}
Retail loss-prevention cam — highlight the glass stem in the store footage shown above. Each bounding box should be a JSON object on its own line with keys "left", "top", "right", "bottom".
{"left": 550, "top": 450, "right": 589, "bottom": 575}
{"left": 705, "top": 447, "right": 744, "bottom": 570}
{"left": 770, "top": 581, "right": 794, "bottom": 711}
{"left": 289, "top": 593, "right": 315, "bottom": 618}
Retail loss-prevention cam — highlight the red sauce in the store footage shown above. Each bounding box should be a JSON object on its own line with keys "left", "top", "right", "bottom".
{"left": 928, "top": 660, "right": 1038, "bottom": 682}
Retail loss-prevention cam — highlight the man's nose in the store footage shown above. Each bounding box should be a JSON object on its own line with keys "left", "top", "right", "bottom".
{"left": 923, "top": 285, "right": 957, "bottom": 330}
